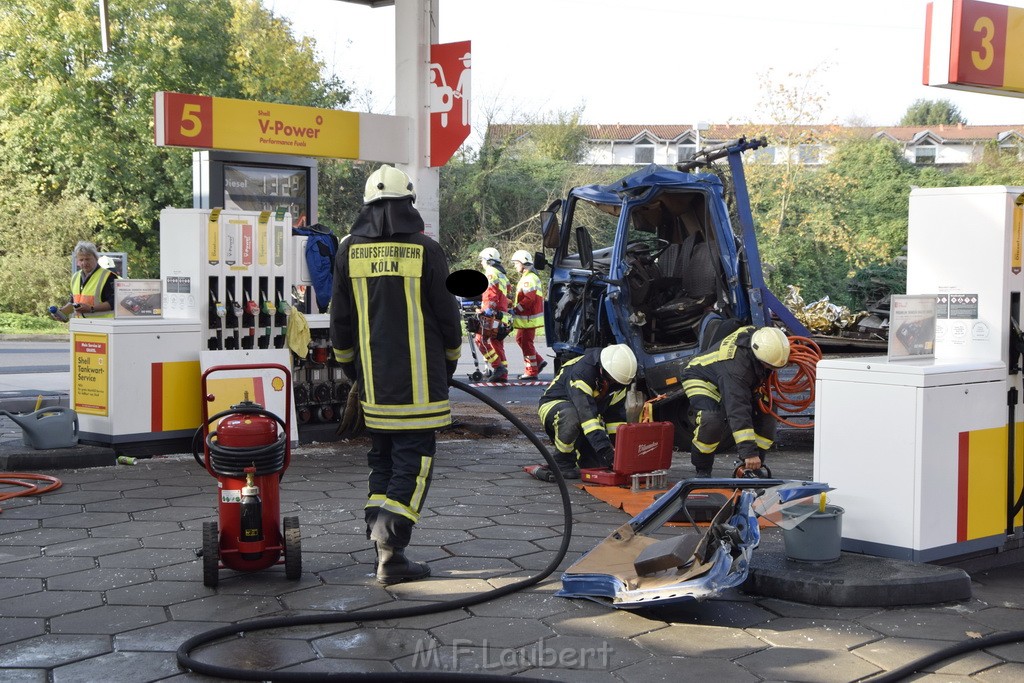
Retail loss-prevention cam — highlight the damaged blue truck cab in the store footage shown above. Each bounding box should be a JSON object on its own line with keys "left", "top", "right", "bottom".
{"left": 538, "top": 137, "right": 807, "bottom": 438}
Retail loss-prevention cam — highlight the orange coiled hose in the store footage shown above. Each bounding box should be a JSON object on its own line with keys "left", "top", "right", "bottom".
{"left": 0, "top": 474, "right": 62, "bottom": 513}
{"left": 759, "top": 336, "right": 822, "bottom": 428}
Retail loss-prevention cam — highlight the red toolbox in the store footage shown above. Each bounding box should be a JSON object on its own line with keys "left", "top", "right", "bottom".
{"left": 580, "top": 421, "right": 674, "bottom": 486}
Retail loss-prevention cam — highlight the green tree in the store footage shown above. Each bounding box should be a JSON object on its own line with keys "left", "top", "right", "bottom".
{"left": 0, "top": 180, "right": 104, "bottom": 315}
{"left": 899, "top": 98, "right": 967, "bottom": 126}
{"left": 826, "top": 138, "right": 917, "bottom": 267}
{"left": 0, "top": 0, "right": 348, "bottom": 308}
{"left": 522, "top": 107, "right": 590, "bottom": 163}
{"left": 946, "top": 140, "right": 1024, "bottom": 186}
{"left": 742, "top": 65, "right": 839, "bottom": 236}
{"left": 449, "top": 106, "right": 611, "bottom": 272}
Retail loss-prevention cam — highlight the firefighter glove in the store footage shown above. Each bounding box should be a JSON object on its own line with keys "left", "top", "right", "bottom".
{"left": 446, "top": 359, "right": 457, "bottom": 381}
{"left": 597, "top": 446, "right": 614, "bottom": 469}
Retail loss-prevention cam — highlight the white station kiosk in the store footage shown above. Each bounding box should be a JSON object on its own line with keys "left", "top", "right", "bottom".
{"left": 816, "top": 186, "right": 1024, "bottom": 562}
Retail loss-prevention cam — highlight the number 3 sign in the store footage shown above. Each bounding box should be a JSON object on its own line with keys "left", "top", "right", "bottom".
{"left": 925, "top": 0, "right": 1024, "bottom": 96}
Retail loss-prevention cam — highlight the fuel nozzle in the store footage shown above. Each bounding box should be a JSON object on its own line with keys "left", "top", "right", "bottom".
{"left": 1010, "top": 316, "right": 1024, "bottom": 375}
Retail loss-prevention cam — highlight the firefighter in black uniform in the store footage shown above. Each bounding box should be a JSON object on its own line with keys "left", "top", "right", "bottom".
{"left": 680, "top": 325, "right": 790, "bottom": 477}
{"left": 331, "top": 165, "right": 463, "bottom": 585}
{"left": 535, "top": 344, "right": 637, "bottom": 479}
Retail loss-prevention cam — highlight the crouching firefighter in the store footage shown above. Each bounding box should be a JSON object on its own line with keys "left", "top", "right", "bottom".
{"left": 528, "top": 345, "right": 637, "bottom": 481}
{"left": 679, "top": 325, "right": 790, "bottom": 478}
{"left": 330, "top": 165, "right": 463, "bottom": 584}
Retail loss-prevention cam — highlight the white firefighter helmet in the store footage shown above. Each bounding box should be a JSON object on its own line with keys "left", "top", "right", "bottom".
{"left": 600, "top": 344, "right": 638, "bottom": 386}
{"left": 97, "top": 255, "right": 116, "bottom": 271}
{"left": 479, "top": 247, "right": 501, "bottom": 263}
{"left": 751, "top": 327, "right": 791, "bottom": 367}
{"left": 363, "top": 165, "right": 415, "bottom": 204}
{"left": 511, "top": 249, "right": 533, "bottom": 265}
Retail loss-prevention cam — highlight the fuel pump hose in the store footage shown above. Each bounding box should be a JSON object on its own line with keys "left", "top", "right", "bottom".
{"left": 176, "top": 378, "right": 571, "bottom": 682}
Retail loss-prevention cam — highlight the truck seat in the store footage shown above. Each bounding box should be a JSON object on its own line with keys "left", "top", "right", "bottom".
{"left": 652, "top": 232, "right": 718, "bottom": 337}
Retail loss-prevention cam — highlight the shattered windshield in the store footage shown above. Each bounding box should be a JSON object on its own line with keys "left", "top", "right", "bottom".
{"left": 563, "top": 198, "right": 620, "bottom": 270}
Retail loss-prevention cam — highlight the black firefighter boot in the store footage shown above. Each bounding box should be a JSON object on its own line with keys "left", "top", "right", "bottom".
{"left": 376, "top": 542, "right": 431, "bottom": 585}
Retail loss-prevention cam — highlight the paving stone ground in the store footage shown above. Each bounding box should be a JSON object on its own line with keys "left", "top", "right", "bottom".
{"left": 2, "top": 412, "right": 1024, "bottom": 682}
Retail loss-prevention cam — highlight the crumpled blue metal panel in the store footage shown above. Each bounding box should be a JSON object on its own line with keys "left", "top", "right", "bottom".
{"left": 572, "top": 164, "right": 721, "bottom": 205}
{"left": 557, "top": 479, "right": 833, "bottom": 609}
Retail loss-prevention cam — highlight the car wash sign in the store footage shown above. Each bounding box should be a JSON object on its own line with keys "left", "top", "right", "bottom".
{"left": 154, "top": 91, "right": 409, "bottom": 163}
{"left": 430, "top": 41, "right": 471, "bottom": 167}
{"left": 925, "top": 0, "right": 1024, "bottom": 96}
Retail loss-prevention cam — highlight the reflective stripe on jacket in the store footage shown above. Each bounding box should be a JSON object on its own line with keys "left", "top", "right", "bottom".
{"left": 680, "top": 325, "right": 771, "bottom": 449}
{"left": 71, "top": 268, "right": 115, "bottom": 318}
{"left": 481, "top": 264, "right": 511, "bottom": 315}
{"left": 538, "top": 349, "right": 627, "bottom": 455}
{"left": 330, "top": 234, "right": 463, "bottom": 431}
{"left": 512, "top": 268, "right": 544, "bottom": 329}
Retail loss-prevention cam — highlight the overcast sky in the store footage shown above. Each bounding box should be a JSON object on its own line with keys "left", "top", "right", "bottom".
{"left": 263, "top": 0, "right": 1024, "bottom": 134}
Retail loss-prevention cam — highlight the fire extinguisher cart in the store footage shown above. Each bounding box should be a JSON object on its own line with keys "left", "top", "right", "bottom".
{"left": 195, "top": 363, "right": 301, "bottom": 587}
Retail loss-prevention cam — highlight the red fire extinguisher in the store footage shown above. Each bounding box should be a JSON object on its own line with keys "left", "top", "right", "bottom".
{"left": 195, "top": 364, "right": 301, "bottom": 587}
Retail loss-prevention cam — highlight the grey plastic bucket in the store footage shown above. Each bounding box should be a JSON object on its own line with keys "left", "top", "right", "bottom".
{"left": 781, "top": 504, "right": 844, "bottom": 563}
{"left": 0, "top": 407, "right": 79, "bottom": 450}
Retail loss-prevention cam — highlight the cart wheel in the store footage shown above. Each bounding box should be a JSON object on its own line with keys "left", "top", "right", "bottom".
{"left": 202, "top": 521, "right": 219, "bottom": 588}
{"left": 284, "top": 516, "right": 302, "bottom": 580}
{"left": 470, "top": 370, "right": 483, "bottom": 382}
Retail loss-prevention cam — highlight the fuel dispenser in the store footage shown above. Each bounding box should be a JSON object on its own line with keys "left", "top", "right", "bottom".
{"left": 815, "top": 186, "right": 1024, "bottom": 562}
{"left": 161, "top": 207, "right": 348, "bottom": 438}
{"left": 72, "top": 207, "right": 347, "bottom": 450}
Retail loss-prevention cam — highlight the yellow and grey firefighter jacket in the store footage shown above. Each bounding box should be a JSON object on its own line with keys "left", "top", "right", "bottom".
{"left": 330, "top": 231, "right": 462, "bottom": 432}
{"left": 679, "top": 325, "right": 773, "bottom": 455}
{"left": 538, "top": 349, "right": 628, "bottom": 458}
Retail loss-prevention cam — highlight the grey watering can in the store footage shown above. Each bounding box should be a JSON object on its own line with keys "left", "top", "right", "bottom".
{"left": 0, "top": 406, "right": 79, "bottom": 449}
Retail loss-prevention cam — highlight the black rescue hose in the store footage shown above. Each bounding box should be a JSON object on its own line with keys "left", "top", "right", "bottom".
{"left": 191, "top": 405, "right": 289, "bottom": 476}
{"left": 866, "top": 629, "right": 1024, "bottom": 682}
{"left": 176, "top": 378, "right": 573, "bottom": 682}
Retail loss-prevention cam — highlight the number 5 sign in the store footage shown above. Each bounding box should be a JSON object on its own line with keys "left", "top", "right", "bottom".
{"left": 154, "top": 91, "right": 405, "bottom": 162}
{"left": 925, "top": 0, "right": 1024, "bottom": 96}
{"left": 157, "top": 92, "right": 214, "bottom": 148}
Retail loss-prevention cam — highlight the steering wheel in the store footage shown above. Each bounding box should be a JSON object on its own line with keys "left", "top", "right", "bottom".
{"left": 625, "top": 238, "right": 670, "bottom": 262}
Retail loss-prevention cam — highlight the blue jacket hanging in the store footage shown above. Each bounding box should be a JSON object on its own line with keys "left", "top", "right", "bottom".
{"left": 293, "top": 225, "right": 339, "bottom": 313}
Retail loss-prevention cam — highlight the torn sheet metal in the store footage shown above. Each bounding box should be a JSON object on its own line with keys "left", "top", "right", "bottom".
{"left": 557, "top": 478, "right": 832, "bottom": 609}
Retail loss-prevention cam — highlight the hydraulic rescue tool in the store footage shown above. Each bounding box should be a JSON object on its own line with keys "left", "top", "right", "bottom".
{"left": 193, "top": 363, "right": 301, "bottom": 587}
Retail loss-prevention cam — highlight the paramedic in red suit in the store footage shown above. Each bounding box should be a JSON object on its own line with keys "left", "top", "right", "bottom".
{"left": 475, "top": 247, "right": 511, "bottom": 382}
{"left": 536, "top": 345, "right": 637, "bottom": 479}
{"left": 680, "top": 325, "right": 790, "bottom": 477}
{"left": 509, "top": 250, "right": 547, "bottom": 380}
{"left": 330, "top": 165, "right": 463, "bottom": 585}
